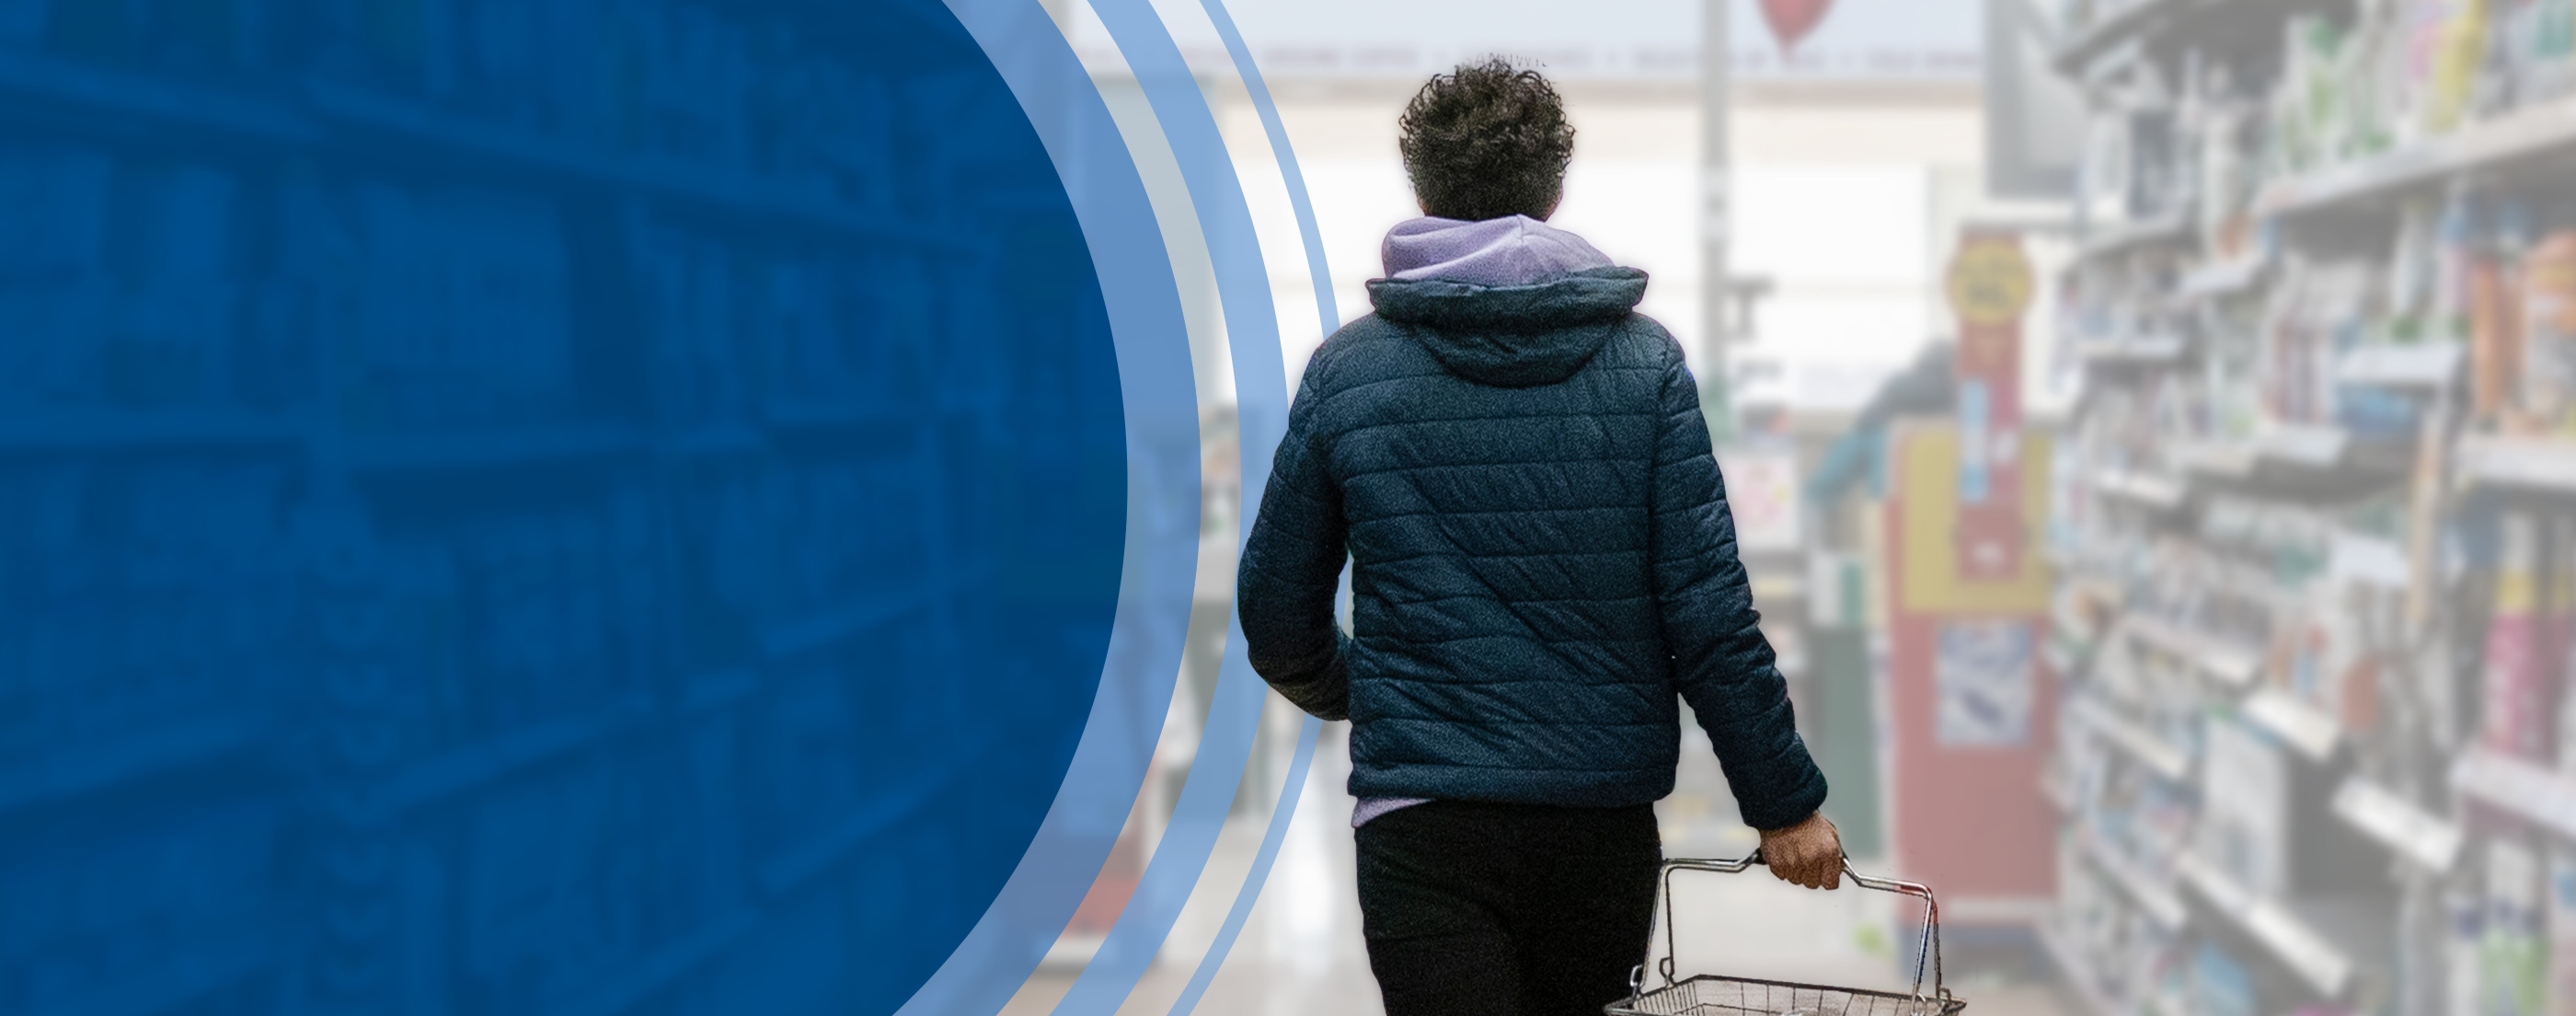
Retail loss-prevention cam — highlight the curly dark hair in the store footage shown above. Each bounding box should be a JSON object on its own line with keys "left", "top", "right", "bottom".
{"left": 1398, "top": 58, "right": 1575, "bottom": 222}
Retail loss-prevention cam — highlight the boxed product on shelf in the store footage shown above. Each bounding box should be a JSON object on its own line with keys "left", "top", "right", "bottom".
{"left": 2524, "top": 231, "right": 2576, "bottom": 433}
{"left": 2457, "top": 886, "right": 2491, "bottom": 1016}
{"left": 2197, "top": 941, "right": 2261, "bottom": 1016}
{"left": 2480, "top": 512, "right": 2563, "bottom": 760}
{"left": 2202, "top": 717, "right": 2293, "bottom": 897}
{"left": 2485, "top": 837, "right": 2549, "bottom": 1016}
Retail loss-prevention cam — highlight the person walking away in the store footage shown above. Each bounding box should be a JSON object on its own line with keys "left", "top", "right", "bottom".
{"left": 1236, "top": 59, "right": 1843, "bottom": 1016}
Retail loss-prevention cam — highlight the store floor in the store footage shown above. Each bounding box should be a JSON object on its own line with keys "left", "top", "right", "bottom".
{"left": 1004, "top": 723, "right": 2079, "bottom": 1016}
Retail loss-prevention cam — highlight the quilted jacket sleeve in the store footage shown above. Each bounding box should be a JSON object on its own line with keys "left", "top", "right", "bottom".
{"left": 1648, "top": 343, "right": 1828, "bottom": 830}
{"left": 1236, "top": 358, "right": 1351, "bottom": 721}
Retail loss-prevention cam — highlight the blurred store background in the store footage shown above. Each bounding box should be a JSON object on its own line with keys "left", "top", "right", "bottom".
{"left": 1014, "top": 0, "right": 2576, "bottom": 1014}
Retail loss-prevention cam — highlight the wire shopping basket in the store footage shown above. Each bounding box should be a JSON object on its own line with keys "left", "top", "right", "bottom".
{"left": 1608, "top": 851, "right": 1966, "bottom": 1016}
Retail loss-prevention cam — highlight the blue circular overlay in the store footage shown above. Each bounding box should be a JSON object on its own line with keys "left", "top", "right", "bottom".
{"left": 0, "top": 0, "right": 1147, "bottom": 1012}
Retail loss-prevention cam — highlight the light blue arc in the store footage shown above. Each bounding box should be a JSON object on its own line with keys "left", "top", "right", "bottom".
{"left": 1045, "top": 0, "right": 1295, "bottom": 1011}
{"left": 1162, "top": 0, "right": 1349, "bottom": 1010}
{"left": 899, "top": 2, "right": 1202, "bottom": 1014}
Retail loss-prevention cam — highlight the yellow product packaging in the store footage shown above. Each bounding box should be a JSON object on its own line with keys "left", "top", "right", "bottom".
{"left": 2523, "top": 233, "right": 2576, "bottom": 433}
{"left": 2429, "top": 0, "right": 2490, "bottom": 134}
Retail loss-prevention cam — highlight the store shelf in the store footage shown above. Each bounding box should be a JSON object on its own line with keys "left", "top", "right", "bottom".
{"left": 320, "top": 424, "right": 653, "bottom": 472}
{"left": 0, "top": 48, "right": 317, "bottom": 140}
{"left": 2092, "top": 468, "right": 2191, "bottom": 510}
{"left": 2073, "top": 210, "right": 2196, "bottom": 266}
{"left": 2179, "top": 254, "right": 2271, "bottom": 301}
{"left": 305, "top": 82, "right": 972, "bottom": 253}
{"left": 2122, "top": 615, "right": 2262, "bottom": 687}
{"left": 2077, "top": 335, "right": 2191, "bottom": 365}
{"left": 0, "top": 410, "right": 308, "bottom": 453}
{"left": 2170, "top": 426, "right": 2414, "bottom": 502}
{"left": 0, "top": 50, "right": 970, "bottom": 255}
{"left": 52, "top": 930, "right": 276, "bottom": 1016}
{"left": 2240, "top": 690, "right": 2340, "bottom": 763}
{"left": 667, "top": 422, "right": 771, "bottom": 458}
{"left": 754, "top": 562, "right": 997, "bottom": 662}
{"left": 679, "top": 667, "right": 764, "bottom": 714}
{"left": 2332, "top": 777, "right": 2463, "bottom": 873}
{"left": 2453, "top": 747, "right": 2576, "bottom": 842}
{"left": 2457, "top": 434, "right": 2576, "bottom": 495}
{"left": 2327, "top": 531, "right": 2412, "bottom": 590}
{"left": 2251, "top": 425, "right": 2354, "bottom": 469}
{"left": 557, "top": 910, "right": 764, "bottom": 1016}
{"left": 2081, "top": 830, "right": 2191, "bottom": 929}
{"left": 369, "top": 689, "right": 657, "bottom": 817}
{"left": 2039, "top": 922, "right": 2127, "bottom": 1016}
{"left": 2169, "top": 439, "right": 2259, "bottom": 479}
{"left": 2075, "top": 698, "right": 2195, "bottom": 782}
{"left": 2175, "top": 852, "right": 2356, "bottom": 999}
{"left": 2337, "top": 343, "right": 2463, "bottom": 391}
{"left": 2257, "top": 98, "right": 2576, "bottom": 221}
{"left": 757, "top": 727, "right": 1000, "bottom": 896}
{"left": 763, "top": 401, "right": 947, "bottom": 433}
{"left": 0, "top": 710, "right": 270, "bottom": 819}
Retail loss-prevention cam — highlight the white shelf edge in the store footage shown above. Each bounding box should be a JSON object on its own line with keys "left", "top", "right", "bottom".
{"left": 2038, "top": 922, "right": 2129, "bottom": 1016}
{"left": 2331, "top": 777, "right": 2463, "bottom": 873}
{"left": 2179, "top": 253, "right": 2271, "bottom": 299}
{"left": 2458, "top": 434, "right": 2576, "bottom": 494}
{"left": 2453, "top": 748, "right": 2576, "bottom": 842}
{"left": 2076, "top": 698, "right": 2194, "bottom": 783}
{"left": 2081, "top": 831, "right": 2190, "bottom": 930}
{"left": 2092, "top": 469, "right": 2191, "bottom": 510}
{"left": 2252, "top": 424, "right": 2352, "bottom": 468}
{"left": 2241, "top": 690, "right": 2340, "bottom": 763}
{"left": 2123, "top": 615, "right": 2262, "bottom": 688}
{"left": 2336, "top": 343, "right": 2463, "bottom": 389}
{"left": 2175, "top": 852, "right": 2356, "bottom": 999}
{"left": 2077, "top": 335, "right": 2191, "bottom": 364}
{"left": 2258, "top": 99, "right": 2576, "bottom": 220}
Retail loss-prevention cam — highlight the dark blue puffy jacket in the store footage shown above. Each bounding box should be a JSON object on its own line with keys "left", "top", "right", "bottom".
{"left": 1236, "top": 266, "right": 1826, "bottom": 829}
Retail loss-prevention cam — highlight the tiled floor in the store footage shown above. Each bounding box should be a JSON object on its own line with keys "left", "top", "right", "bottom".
{"left": 1004, "top": 724, "right": 2079, "bottom": 1016}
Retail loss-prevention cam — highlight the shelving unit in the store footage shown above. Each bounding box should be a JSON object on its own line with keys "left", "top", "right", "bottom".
{"left": 2038, "top": 3, "right": 2576, "bottom": 1016}
{"left": 0, "top": 4, "right": 1104, "bottom": 1014}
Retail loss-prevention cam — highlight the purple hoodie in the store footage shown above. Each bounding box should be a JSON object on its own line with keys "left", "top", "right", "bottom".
{"left": 1350, "top": 214, "right": 1616, "bottom": 830}
{"left": 1380, "top": 214, "right": 1614, "bottom": 287}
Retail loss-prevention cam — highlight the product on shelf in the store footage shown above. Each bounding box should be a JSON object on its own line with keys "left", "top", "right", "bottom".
{"left": 2489, "top": 837, "right": 2549, "bottom": 1016}
{"left": 2524, "top": 231, "right": 2576, "bottom": 434}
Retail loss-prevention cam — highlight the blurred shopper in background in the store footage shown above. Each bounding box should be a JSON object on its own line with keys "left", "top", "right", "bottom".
{"left": 1236, "top": 59, "right": 1844, "bottom": 1016}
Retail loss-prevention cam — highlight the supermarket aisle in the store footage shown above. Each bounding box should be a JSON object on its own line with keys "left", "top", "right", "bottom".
{"left": 1005, "top": 720, "right": 2078, "bottom": 1016}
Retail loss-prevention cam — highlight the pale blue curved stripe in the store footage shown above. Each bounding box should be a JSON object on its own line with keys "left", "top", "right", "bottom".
{"left": 1164, "top": 713, "right": 1320, "bottom": 1014}
{"left": 899, "top": 2, "right": 1201, "bottom": 1014}
{"left": 1197, "top": 0, "right": 1340, "bottom": 331}
{"left": 1161, "top": 0, "right": 1347, "bottom": 1009}
{"left": 1047, "top": 0, "right": 1294, "bottom": 1010}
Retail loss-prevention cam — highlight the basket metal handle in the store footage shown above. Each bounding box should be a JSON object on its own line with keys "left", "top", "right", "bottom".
{"left": 1631, "top": 849, "right": 1948, "bottom": 1007}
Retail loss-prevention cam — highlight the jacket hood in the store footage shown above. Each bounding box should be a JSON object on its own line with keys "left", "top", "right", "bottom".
{"left": 1367, "top": 267, "right": 1649, "bottom": 387}
{"left": 1381, "top": 214, "right": 1613, "bottom": 286}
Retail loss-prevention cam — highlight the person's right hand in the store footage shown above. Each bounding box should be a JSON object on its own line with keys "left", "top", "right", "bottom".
{"left": 1757, "top": 812, "right": 1842, "bottom": 890}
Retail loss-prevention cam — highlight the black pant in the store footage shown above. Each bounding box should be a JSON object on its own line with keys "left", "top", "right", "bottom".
{"left": 1354, "top": 800, "right": 1662, "bottom": 1016}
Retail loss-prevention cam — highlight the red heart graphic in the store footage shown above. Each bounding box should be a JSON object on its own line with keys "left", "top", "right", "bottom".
{"left": 1758, "top": 0, "right": 1836, "bottom": 53}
